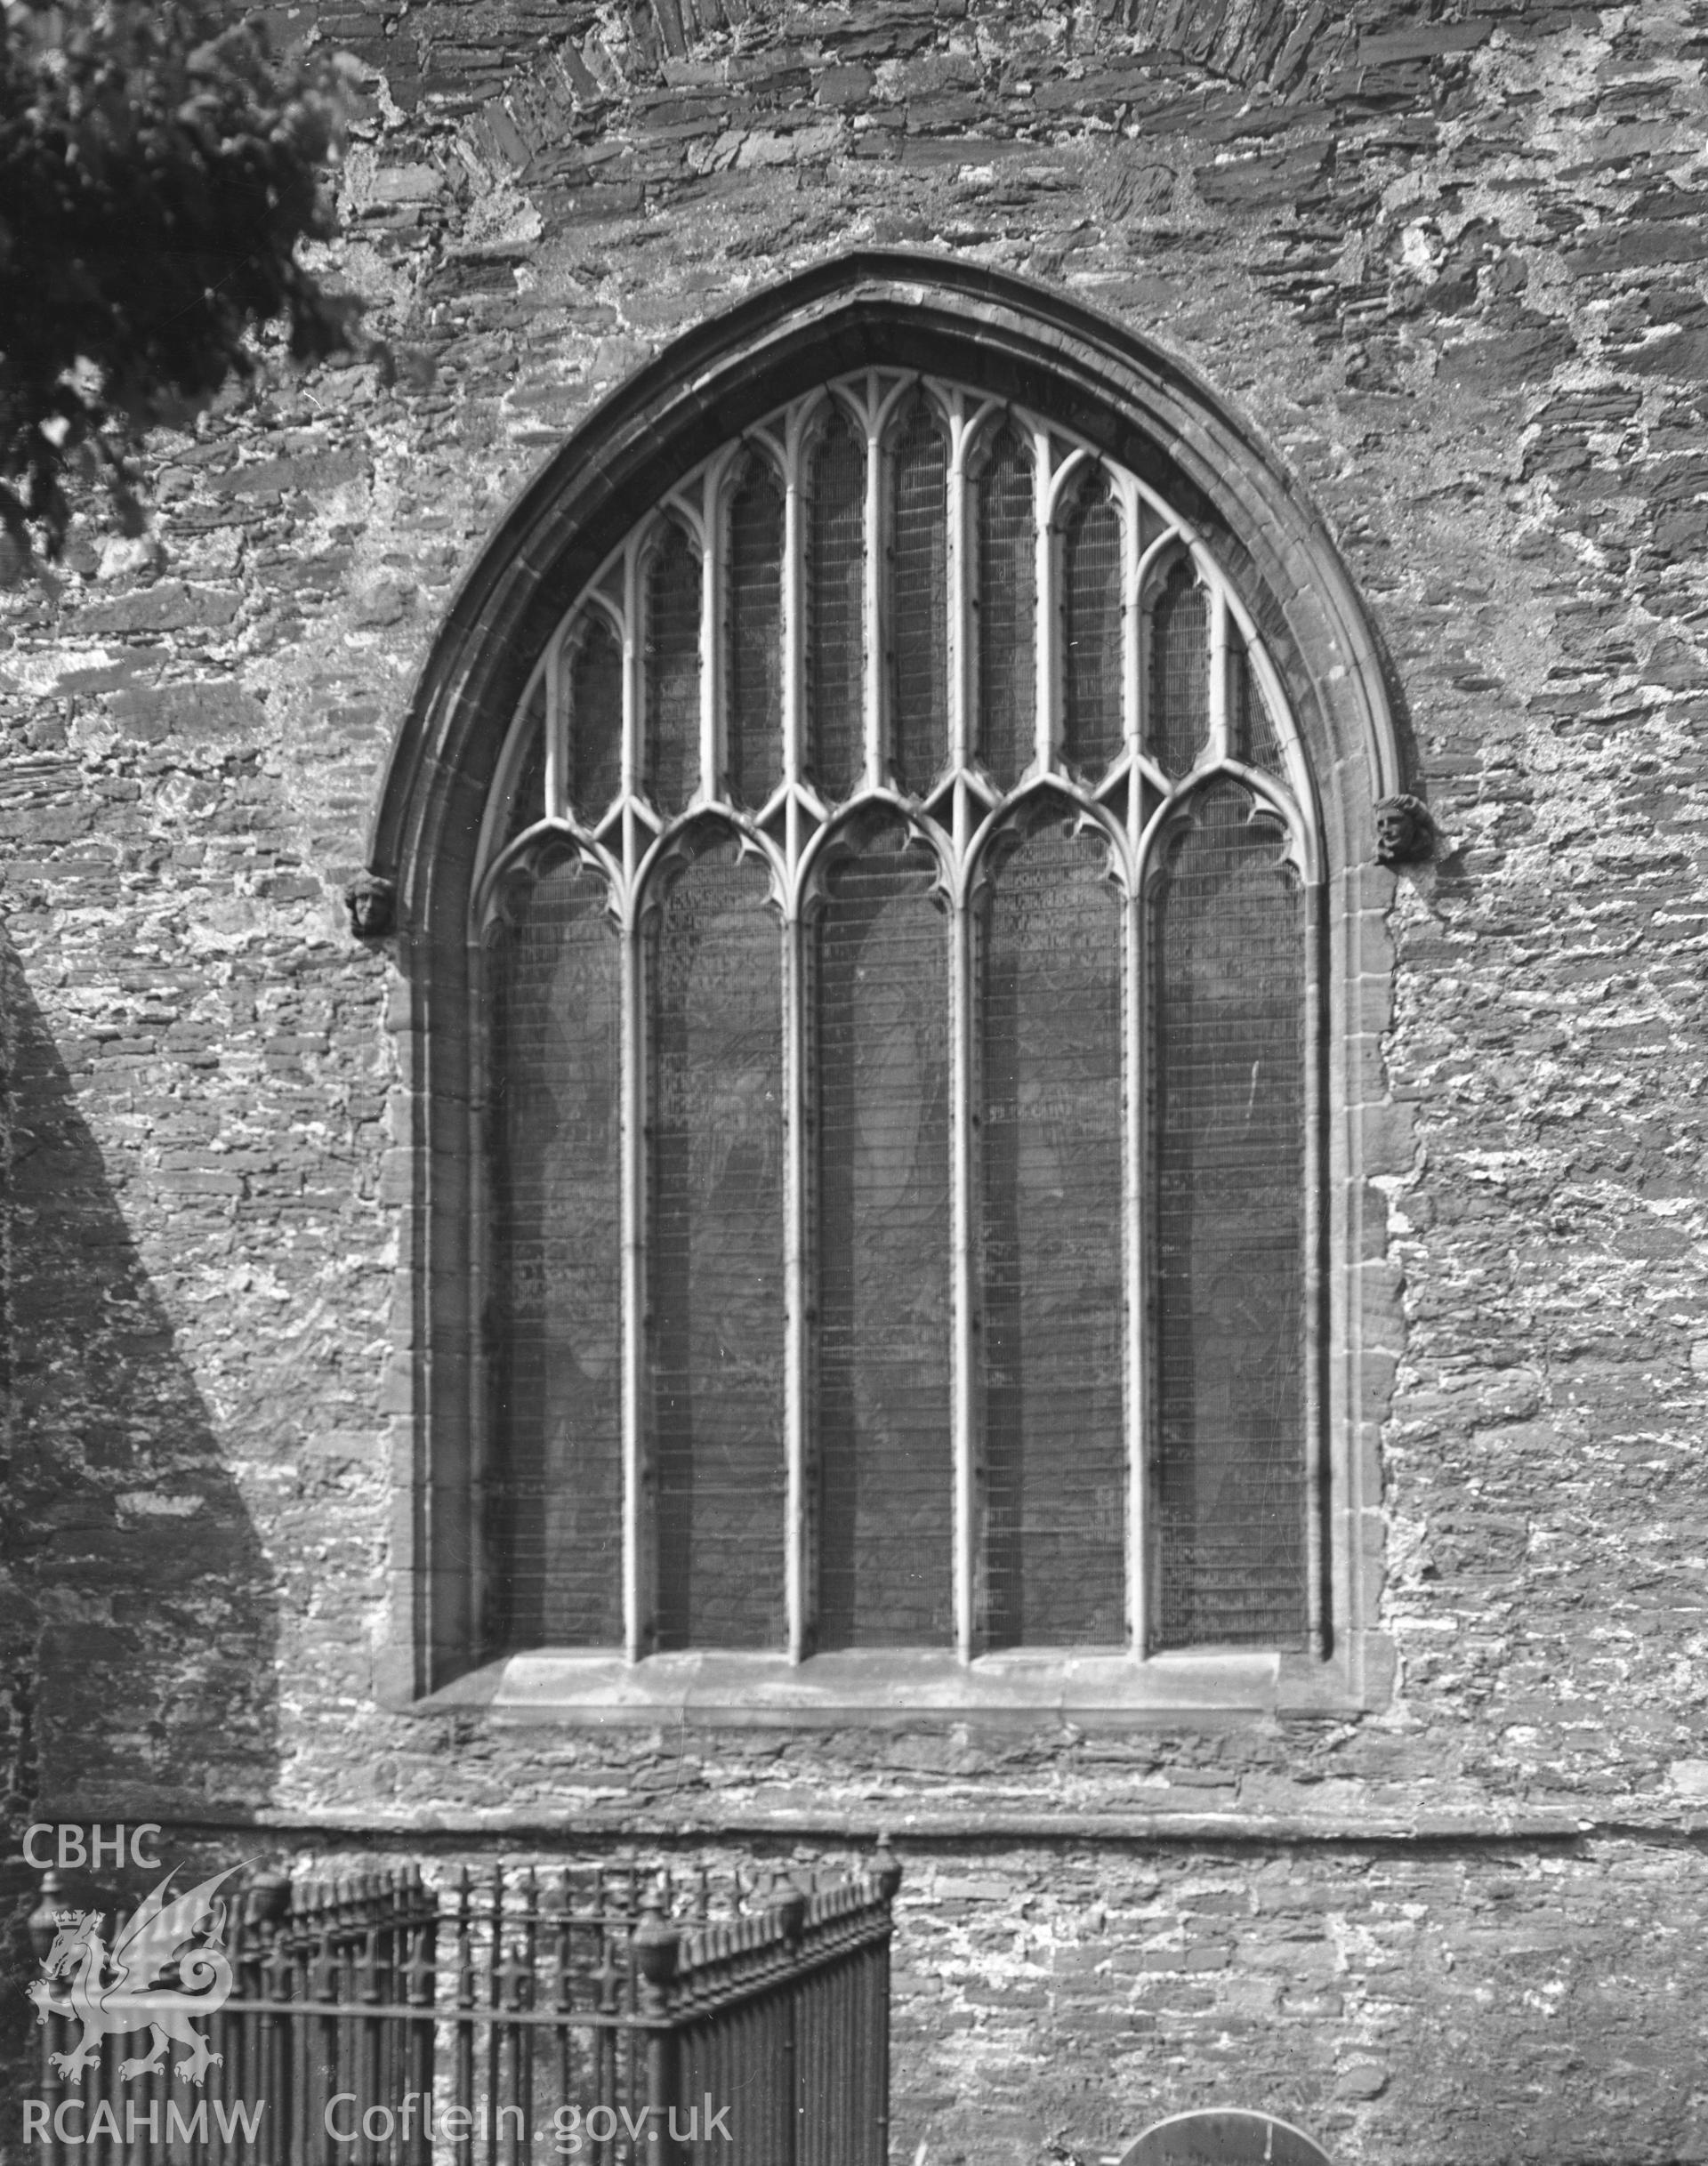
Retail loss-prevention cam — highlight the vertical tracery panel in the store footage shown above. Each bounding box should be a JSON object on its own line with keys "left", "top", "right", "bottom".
{"left": 1148, "top": 558, "right": 1209, "bottom": 777}
{"left": 568, "top": 615, "right": 624, "bottom": 825}
{"left": 1230, "top": 638, "right": 1285, "bottom": 774}
{"left": 976, "top": 423, "right": 1036, "bottom": 793}
{"left": 1060, "top": 472, "right": 1124, "bottom": 780}
{"left": 889, "top": 394, "right": 949, "bottom": 794}
{"left": 647, "top": 834, "right": 786, "bottom": 1651}
{"left": 1151, "top": 782, "right": 1306, "bottom": 1649}
{"left": 813, "top": 821, "right": 953, "bottom": 1649}
{"left": 727, "top": 459, "right": 785, "bottom": 809}
{"left": 807, "top": 408, "right": 866, "bottom": 802}
{"left": 489, "top": 858, "right": 624, "bottom": 1648}
{"left": 501, "top": 679, "right": 547, "bottom": 849}
{"left": 978, "top": 812, "right": 1126, "bottom": 1648}
{"left": 645, "top": 522, "right": 701, "bottom": 817}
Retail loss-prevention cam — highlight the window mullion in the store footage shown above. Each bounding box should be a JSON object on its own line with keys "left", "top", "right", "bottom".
{"left": 783, "top": 407, "right": 805, "bottom": 790}
{"left": 863, "top": 401, "right": 884, "bottom": 793}
{"left": 622, "top": 537, "right": 642, "bottom": 801}
{"left": 783, "top": 895, "right": 811, "bottom": 1663}
{"left": 619, "top": 535, "right": 649, "bottom": 1657}
{"left": 1122, "top": 484, "right": 1145, "bottom": 784}
{"left": 544, "top": 628, "right": 565, "bottom": 821}
{"left": 700, "top": 468, "right": 722, "bottom": 803}
{"left": 1207, "top": 579, "right": 1230, "bottom": 763}
{"left": 1121, "top": 479, "right": 1150, "bottom": 1658}
{"left": 1125, "top": 877, "right": 1148, "bottom": 1660}
{"left": 1303, "top": 871, "right": 1328, "bottom": 1660}
{"left": 619, "top": 888, "right": 649, "bottom": 1661}
{"left": 1032, "top": 423, "right": 1055, "bottom": 778}
{"left": 947, "top": 392, "right": 970, "bottom": 770}
{"left": 949, "top": 858, "right": 978, "bottom": 1665}
{"left": 943, "top": 393, "right": 978, "bottom": 1663}
{"left": 781, "top": 404, "right": 814, "bottom": 1663}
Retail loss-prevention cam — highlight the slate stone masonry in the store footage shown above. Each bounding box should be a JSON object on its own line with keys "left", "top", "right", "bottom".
{"left": 4, "top": 0, "right": 1708, "bottom": 2160}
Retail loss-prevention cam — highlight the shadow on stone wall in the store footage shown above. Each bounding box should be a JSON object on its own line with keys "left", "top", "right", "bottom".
{"left": 0, "top": 948, "right": 283, "bottom": 2097}
{"left": 0, "top": 946, "right": 280, "bottom": 2002}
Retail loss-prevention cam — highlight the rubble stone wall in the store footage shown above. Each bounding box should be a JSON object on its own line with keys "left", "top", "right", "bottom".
{"left": 5, "top": 0, "right": 1708, "bottom": 2159}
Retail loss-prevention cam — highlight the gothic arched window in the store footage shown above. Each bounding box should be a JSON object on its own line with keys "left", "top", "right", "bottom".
{"left": 374, "top": 256, "right": 1406, "bottom": 1721}
{"left": 476, "top": 373, "right": 1320, "bottom": 1671}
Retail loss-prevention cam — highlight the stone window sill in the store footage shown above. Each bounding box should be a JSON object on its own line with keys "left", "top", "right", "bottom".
{"left": 413, "top": 1647, "right": 1366, "bottom": 1727}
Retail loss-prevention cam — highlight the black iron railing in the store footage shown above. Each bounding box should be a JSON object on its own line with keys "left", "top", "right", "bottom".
{"left": 28, "top": 1851, "right": 898, "bottom": 2166}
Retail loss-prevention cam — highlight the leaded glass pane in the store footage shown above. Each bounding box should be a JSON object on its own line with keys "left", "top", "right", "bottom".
{"left": 890, "top": 395, "right": 948, "bottom": 795}
{"left": 569, "top": 616, "right": 623, "bottom": 824}
{"left": 728, "top": 460, "right": 785, "bottom": 809}
{"left": 503, "top": 679, "right": 546, "bottom": 848}
{"left": 978, "top": 814, "right": 1126, "bottom": 1648}
{"left": 1152, "top": 783, "right": 1306, "bottom": 1650}
{"left": 1148, "top": 558, "right": 1208, "bottom": 777}
{"left": 1231, "top": 639, "right": 1285, "bottom": 774}
{"left": 976, "top": 422, "right": 1035, "bottom": 792}
{"left": 814, "top": 821, "right": 953, "bottom": 1649}
{"left": 1062, "top": 475, "right": 1123, "bottom": 779}
{"left": 490, "top": 858, "right": 623, "bottom": 1648}
{"left": 645, "top": 523, "right": 700, "bottom": 817}
{"left": 648, "top": 836, "right": 786, "bottom": 1651}
{"left": 808, "top": 409, "right": 866, "bottom": 801}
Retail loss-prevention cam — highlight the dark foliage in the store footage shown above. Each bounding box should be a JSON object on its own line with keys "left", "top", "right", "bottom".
{"left": 0, "top": 0, "right": 366, "bottom": 568}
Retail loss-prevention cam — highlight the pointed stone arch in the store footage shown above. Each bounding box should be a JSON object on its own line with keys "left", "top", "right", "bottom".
{"left": 367, "top": 251, "right": 1405, "bottom": 1708}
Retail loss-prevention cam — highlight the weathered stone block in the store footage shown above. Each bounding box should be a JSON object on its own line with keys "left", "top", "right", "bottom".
{"left": 79, "top": 583, "right": 241, "bottom": 634}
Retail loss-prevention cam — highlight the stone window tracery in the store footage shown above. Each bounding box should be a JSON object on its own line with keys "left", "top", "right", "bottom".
{"left": 472, "top": 369, "right": 1323, "bottom": 1670}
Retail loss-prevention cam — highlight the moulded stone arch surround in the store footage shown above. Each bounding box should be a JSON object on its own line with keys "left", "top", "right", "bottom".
{"left": 368, "top": 250, "right": 1406, "bottom": 1714}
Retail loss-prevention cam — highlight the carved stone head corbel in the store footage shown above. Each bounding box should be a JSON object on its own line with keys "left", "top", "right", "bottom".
{"left": 345, "top": 872, "right": 397, "bottom": 940}
{"left": 1374, "top": 794, "right": 1434, "bottom": 868}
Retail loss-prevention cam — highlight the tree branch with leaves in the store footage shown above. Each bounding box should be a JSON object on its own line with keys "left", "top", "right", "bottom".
{"left": 0, "top": 0, "right": 368, "bottom": 577}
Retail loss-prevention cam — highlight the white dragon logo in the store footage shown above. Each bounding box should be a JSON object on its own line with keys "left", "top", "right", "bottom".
{"left": 27, "top": 1867, "right": 238, "bottom": 2087}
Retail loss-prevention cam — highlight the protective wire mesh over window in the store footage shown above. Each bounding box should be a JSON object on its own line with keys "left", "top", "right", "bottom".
{"left": 482, "top": 371, "right": 1317, "bottom": 1663}
{"left": 815, "top": 818, "right": 953, "bottom": 1647}
{"left": 489, "top": 857, "right": 623, "bottom": 1648}
{"left": 1151, "top": 785, "right": 1306, "bottom": 1647}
